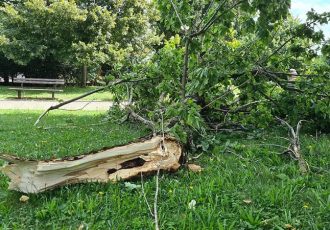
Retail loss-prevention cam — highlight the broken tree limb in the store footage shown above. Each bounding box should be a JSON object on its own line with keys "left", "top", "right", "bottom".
{"left": 34, "top": 85, "right": 109, "bottom": 125}
{"left": 123, "top": 85, "right": 156, "bottom": 133}
{"left": 126, "top": 106, "right": 156, "bottom": 134}
{"left": 34, "top": 77, "right": 159, "bottom": 126}
{"left": 276, "top": 117, "right": 309, "bottom": 174}
{"left": 0, "top": 136, "right": 182, "bottom": 193}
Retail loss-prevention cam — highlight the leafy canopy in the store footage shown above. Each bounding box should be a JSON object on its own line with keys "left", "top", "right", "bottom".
{"left": 112, "top": 0, "right": 330, "bottom": 144}
{"left": 0, "top": 0, "right": 159, "bottom": 79}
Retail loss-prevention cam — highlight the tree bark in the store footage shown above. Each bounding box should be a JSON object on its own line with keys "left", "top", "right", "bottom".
{"left": 4, "top": 76, "right": 9, "bottom": 85}
{"left": 81, "top": 65, "right": 87, "bottom": 87}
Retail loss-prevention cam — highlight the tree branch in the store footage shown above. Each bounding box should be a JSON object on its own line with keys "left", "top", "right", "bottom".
{"left": 169, "top": 0, "right": 184, "bottom": 28}
{"left": 202, "top": 79, "right": 250, "bottom": 109}
{"left": 257, "top": 68, "right": 329, "bottom": 97}
{"left": 191, "top": 0, "right": 243, "bottom": 38}
{"left": 224, "top": 100, "right": 267, "bottom": 114}
{"left": 257, "top": 37, "right": 293, "bottom": 65}
{"left": 194, "top": 0, "right": 215, "bottom": 31}
{"left": 126, "top": 106, "right": 156, "bottom": 134}
{"left": 181, "top": 38, "right": 190, "bottom": 99}
{"left": 35, "top": 77, "right": 158, "bottom": 126}
{"left": 190, "top": 0, "right": 228, "bottom": 37}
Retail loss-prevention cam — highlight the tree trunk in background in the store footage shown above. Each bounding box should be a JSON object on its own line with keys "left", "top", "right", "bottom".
{"left": 4, "top": 76, "right": 9, "bottom": 85}
{"left": 81, "top": 65, "right": 87, "bottom": 87}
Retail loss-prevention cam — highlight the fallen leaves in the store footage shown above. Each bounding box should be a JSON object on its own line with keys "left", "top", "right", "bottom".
{"left": 124, "top": 182, "right": 141, "bottom": 191}
{"left": 284, "top": 223, "right": 296, "bottom": 229}
{"left": 188, "top": 164, "right": 203, "bottom": 172}
{"left": 243, "top": 199, "right": 252, "bottom": 204}
{"left": 188, "top": 199, "right": 196, "bottom": 210}
{"left": 19, "top": 195, "right": 29, "bottom": 203}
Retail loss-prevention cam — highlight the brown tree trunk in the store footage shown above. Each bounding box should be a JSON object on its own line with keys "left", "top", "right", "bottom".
{"left": 81, "top": 65, "right": 87, "bottom": 87}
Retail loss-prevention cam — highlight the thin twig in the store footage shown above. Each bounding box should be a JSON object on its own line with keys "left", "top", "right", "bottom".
{"left": 126, "top": 106, "right": 156, "bottom": 133}
{"left": 191, "top": 0, "right": 243, "bottom": 37}
{"left": 154, "top": 168, "right": 160, "bottom": 230}
{"left": 141, "top": 173, "right": 154, "bottom": 217}
{"left": 169, "top": 0, "right": 184, "bottom": 28}
{"left": 276, "top": 116, "right": 296, "bottom": 138}
{"left": 191, "top": 0, "right": 229, "bottom": 37}
{"left": 34, "top": 86, "right": 106, "bottom": 126}
{"left": 247, "top": 143, "right": 290, "bottom": 149}
{"left": 58, "top": 100, "right": 94, "bottom": 111}
{"left": 140, "top": 111, "right": 165, "bottom": 230}
{"left": 195, "top": 0, "right": 215, "bottom": 30}
{"left": 190, "top": 152, "right": 204, "bottom": 160}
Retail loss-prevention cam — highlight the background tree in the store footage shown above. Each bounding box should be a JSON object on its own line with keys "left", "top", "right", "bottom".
{"left": 0, "top": 0, "right": 159, "bottom": 86}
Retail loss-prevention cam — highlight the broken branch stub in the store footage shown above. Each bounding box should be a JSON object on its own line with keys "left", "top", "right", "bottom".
{"left": 276, "top": 117, "right": 309, "bottom": 174}
{"left": 0, "top": 136, "right": 182, "bottom": 194}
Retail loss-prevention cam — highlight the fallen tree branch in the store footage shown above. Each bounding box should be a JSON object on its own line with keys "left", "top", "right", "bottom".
{"left": 261, "top": 69, "right": 329, "bottom": 78}
{"left": 217, "top": 100, "right": 267, "bottom": 114}
{"left": 257, "top": 68, "right": 329, "bottom": 97}
{"left": 126, "top": 106, "right": 156, "bottom": 134}
{"left": 123, "top": 85, "right": 156, "bottom": 134}
{"left": 0, "top": 136, "right": 182, "bottom": 193}
{"left": 35, "top": 86, "right": 107, "bottom": 126}
{"left": 34, "top": 77, "right": 158, "bottom": 126}
{"left": 141, "top": 173, "right": 154, "bottom": 217}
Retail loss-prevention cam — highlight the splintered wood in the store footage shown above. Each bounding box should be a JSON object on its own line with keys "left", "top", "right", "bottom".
{"left": 0, "top": 136, "right": 182, "bottom": 193}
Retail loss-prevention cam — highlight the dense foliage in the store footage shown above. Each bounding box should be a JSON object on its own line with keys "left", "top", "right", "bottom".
{"left": 108, "top": 0, "right": 330, "bottom": 145}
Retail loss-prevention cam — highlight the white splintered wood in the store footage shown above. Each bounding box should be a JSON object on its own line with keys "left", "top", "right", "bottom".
{"left": 0, "top": 136, "right": 182, "bottom": 194}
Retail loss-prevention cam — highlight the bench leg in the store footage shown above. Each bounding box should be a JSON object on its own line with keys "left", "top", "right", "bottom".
{"left": 52, "top": 92, "right": 55, "bottom": 99}
{"left": 18, "top": 91, "right": 22, "bottom": 99}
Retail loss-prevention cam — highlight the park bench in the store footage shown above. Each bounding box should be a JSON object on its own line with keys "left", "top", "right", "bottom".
{"left": 9, "top": 78, "right": 65, "bottom": 99}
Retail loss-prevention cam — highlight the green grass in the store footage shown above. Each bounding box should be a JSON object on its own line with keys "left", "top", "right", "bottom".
{"left": 0, "top": 86, "right": 113, "bottom": 101}
{"left": 0, "top": 110, "right": 148, "bottom": 159}
{"left": 0, "top": 110, "right": 329, "bottom": 229}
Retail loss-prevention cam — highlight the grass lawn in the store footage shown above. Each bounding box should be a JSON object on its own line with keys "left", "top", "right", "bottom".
{"left": 0, "top": 86, "right": 113, "bottom": 101}
{"left": 0, "top": 110, "right": 329, "bottom": 229}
